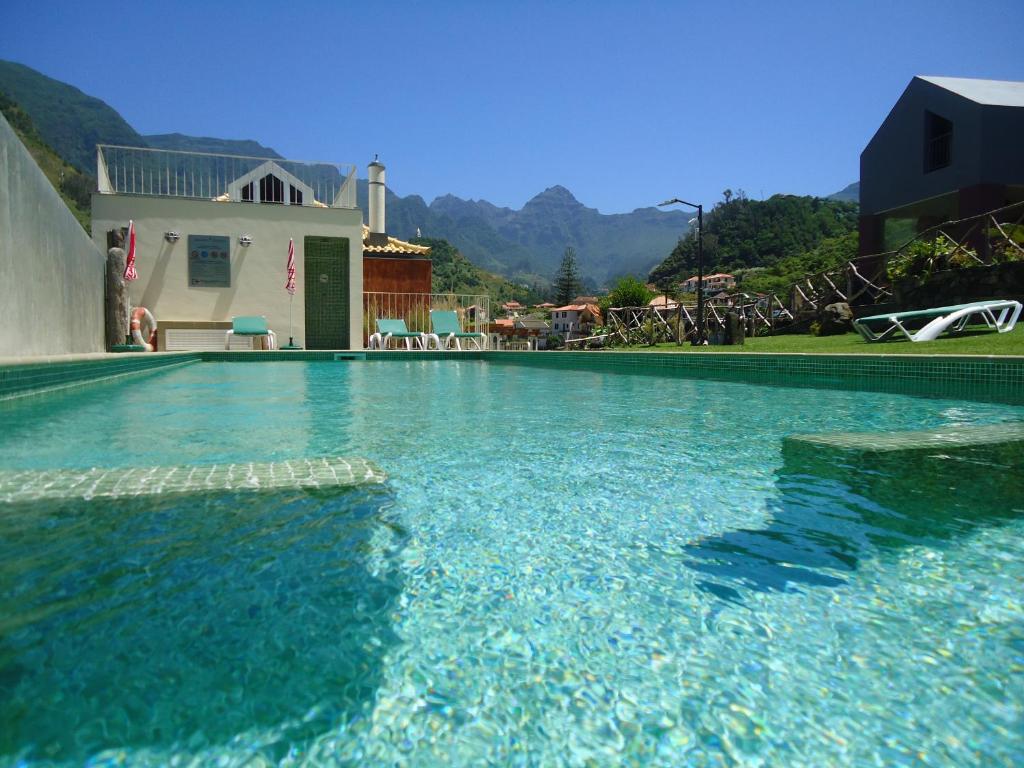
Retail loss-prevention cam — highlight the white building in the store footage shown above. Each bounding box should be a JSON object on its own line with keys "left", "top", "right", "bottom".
{"left": 550, "top": 304, "right": 601, "bottom": 340}
{"left": 681, "top": 273, "right": 736, "bottom": 293}
{"left": 91, "top": 146, "right": 364, "bottom": 349}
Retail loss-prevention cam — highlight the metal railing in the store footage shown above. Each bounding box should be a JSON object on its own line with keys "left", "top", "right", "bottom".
{"left": 362, "top": 292, "right": 491, "bottom": 345}
{"left": 96, "top": 145, "right": 357, "bottom": 209}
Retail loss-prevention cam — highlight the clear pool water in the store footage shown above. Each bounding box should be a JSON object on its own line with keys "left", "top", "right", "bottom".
{"left": 1, "top": 361, "right": 1022, "bottom": 766}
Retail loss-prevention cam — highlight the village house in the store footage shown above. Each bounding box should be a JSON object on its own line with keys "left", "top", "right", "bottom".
{"left": 680, "top": 273, "right": 736, "bottom": 293}
{"left": 550, "top": 303, "right": 602, "bottom": 340}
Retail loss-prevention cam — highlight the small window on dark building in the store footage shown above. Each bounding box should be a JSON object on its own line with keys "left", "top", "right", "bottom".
{"left": 259, "top": 173, "right": 285, "bottom": 203}
{"left": 924, "top": 111, "right": 952, "bottom": 173}
{"left": 289, "top": 184, "right": 303, "bottom": 206}
{"left": 240, "top": 181, "right": 255, "bottom": 202}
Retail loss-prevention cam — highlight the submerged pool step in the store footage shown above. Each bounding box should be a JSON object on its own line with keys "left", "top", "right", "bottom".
{"left": 786, "top": 421, "right": 1024, "bottom": 455}
{"left": 0, "top": 457, "right": 386, "bottom": 504}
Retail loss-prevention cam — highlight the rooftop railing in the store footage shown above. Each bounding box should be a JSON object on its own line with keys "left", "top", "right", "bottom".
{"left": 96, "top": 145, "right": 357, "bottom": 209}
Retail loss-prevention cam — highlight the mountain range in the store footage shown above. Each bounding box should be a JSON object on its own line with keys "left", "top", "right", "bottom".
{"left": 0, "top": 58, "right": 859, "bottom": 288}
{"left": 356, "top": 182, "right": 692, "bottom": 288}
{"left": 0, "top": 59, "right": 693, "bottom": 287}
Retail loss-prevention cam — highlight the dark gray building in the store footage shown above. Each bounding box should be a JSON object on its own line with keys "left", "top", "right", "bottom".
{"left": 859, "top": 76, "right": 1024, "bottom": 255}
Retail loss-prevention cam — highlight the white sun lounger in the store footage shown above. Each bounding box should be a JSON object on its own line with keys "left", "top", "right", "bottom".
{"left": 853, "top": 300, "right": 1022, "bottom": 343}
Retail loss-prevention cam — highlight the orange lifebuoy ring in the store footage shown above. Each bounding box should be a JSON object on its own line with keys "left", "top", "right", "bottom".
{"left": 130, "top": 307, "right": 157, "bottom": 351}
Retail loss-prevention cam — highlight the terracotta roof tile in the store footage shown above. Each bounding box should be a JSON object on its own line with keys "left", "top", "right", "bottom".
{"left": 361, "top": 225, "right": 432, "bottom": 255}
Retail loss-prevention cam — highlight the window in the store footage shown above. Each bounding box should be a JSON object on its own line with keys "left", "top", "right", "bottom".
{"left": 290, "top": 185, "right": 303, "bottom": 206}
{"left": 924, "top": 111, "right": 952, "bottom": 173}
{"left": 240, "top": 181, "right": 255, "bottom": 202}
{"left": 259, "top": 173, "right": 285, "bottom": 203}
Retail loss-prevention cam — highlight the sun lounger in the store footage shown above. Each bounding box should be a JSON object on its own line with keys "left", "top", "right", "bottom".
{"left": 225, "top": 316, "right": 277, "bottom": 349}
{"left": 430, "top": 310, "right": 487, "bottom": 350}
{"left": 853, "top": 300, "right": 1021, "bottom": 343}
{"left": 368, "top": 318, "right": 436, "bottom": 350}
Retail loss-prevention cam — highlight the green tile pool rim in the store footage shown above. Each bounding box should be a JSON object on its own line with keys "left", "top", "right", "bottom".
{"left": 0, "top": 349, "right": 1021, "bottom": 404}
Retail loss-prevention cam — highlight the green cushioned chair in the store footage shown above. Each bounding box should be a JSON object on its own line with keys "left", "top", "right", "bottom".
{"left": 430, "top": 310, "right": 487, "bottom": 350}
{"left": 225, "top": 316, "right": 277, "bottom": 350}
{"left": 369, "top": 318, "right": 432, "bottom": 350}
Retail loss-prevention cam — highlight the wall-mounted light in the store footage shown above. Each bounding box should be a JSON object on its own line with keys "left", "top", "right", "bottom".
{"left": 164, "top": 231, "right": 181, "bottom": 243}
{"left": 239, "top": 234, "right": 254, "bottom": 247}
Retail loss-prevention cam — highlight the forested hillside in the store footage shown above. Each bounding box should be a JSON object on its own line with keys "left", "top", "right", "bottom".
{"left": 0, "top": 92, "right": 92, "bottom": 229}
{"left": 415, "top": 238, "right": 545, "bottom": 304}
{"left": 144, "top": 133, "right": 282, "bottom": 157}
{"left": 649, "top": 193, "right": 859, "bottom": 290}
{"left": 0, "top": 59, "right": 143, "bottom": 173}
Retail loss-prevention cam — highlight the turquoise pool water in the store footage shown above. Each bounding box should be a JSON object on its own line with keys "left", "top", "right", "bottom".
{"left": 1, "top": 361, "right": 1022, "bottom": 766}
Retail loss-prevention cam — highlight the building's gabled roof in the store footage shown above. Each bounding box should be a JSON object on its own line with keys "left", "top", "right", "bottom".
{"left": 682, "top": 273, "right": 734, "bottom": 282}
{"left": 648, "top": 295, "right": 680, "bottom": 309}
{"left": 227, "top": 160, "right": 314, "bottom": 201}
{"left": 361, "top": 225, "right": 431, "bottom": 256}
{"left": 552, "top": 303, "right": 602, "bottom": 319}
{"left": 515, "top": 317, "right": 551, "bottom": 330}
{"left": 918, "top": 76, "right": 1024, "bottom": 107}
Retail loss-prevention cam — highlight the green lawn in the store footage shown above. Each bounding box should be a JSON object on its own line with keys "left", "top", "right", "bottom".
{"left": 618, "top": 329, "right": 1024, "bottom": 356}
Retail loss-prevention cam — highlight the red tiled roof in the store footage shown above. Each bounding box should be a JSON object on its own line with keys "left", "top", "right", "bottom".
{"left": 552, "top": 303, "right": 603, "bottom": 319}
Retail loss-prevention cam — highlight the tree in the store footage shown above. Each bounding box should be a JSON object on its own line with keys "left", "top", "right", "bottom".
{"left": 603, "top": 276, "right": 654, "bottom": 310}
{"left": 648, "top": 195, "right": 858, "bottom": 286}
{"left": 553, "top": 246, "right": 582, "bottom": 304}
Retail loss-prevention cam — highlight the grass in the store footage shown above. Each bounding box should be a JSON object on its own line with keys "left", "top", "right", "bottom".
{"left": 617, "top": 329, "right": 1024, "bottom": 356}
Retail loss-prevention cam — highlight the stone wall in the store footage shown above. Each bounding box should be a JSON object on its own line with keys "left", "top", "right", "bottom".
{"left": 895, "top": 262, "right": 1024, "bottom": 308}
{"left": 0, "top": 112, "right": 106, "bottom": 356}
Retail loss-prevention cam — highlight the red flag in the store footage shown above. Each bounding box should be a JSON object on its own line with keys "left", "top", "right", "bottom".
{"left": 123, "top": 220, "right": 139, "bottom": 281}
{"left": 285, "top": 238, "right": 296, "bottom": 295}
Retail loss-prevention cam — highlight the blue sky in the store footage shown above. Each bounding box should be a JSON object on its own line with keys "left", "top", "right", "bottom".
{"left": 2, "top": 0, "right": 1022, "bottom": 213}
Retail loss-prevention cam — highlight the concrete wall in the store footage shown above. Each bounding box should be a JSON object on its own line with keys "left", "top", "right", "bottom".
{"left": 981, "top": 105, "right": 1024, "bottom": 185}
{"left": 861, "top": 78, "right": 1024, "bottom": 217}
{"left": 861, "top": 78, "right": 985, "bottom": 216}
{"left": 0, "top": 112, "right": 106, "bottom": 356}
{"left": 91, "top": 194, "right": 364, "bottom": 349}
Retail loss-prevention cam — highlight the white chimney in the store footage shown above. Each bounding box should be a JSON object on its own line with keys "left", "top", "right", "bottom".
{"left": 368, "top": 157, "right": 386, "bottom": 235}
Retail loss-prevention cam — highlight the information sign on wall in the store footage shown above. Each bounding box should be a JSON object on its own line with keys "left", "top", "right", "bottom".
{"left": 187, "top": 235, "right": 231, "bottom": 287}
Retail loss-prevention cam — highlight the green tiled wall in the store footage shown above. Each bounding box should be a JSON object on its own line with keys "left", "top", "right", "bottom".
{"left": 0, "top": 354, "right": 199, "bottom": 401}
{"left": 480, "top": 351, "right": 1024, "bottom": 404}
{"left": 1, "top": 349, "right": 1021, "bottom": 404}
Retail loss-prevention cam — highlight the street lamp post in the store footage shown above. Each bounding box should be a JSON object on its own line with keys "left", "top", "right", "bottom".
{"left": 658, "top": 198, "right": 705, "bottom": 345}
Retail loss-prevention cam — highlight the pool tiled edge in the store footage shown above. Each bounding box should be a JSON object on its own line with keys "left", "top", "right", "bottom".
{"left": 0, "top": 353, "right": 200, "bottom": 402}
{"left": 787, "top": 421, "right": 1024, "bottom": 454}
{"left": 0, "top": 349, "right": 1021, "bottom": 404}
{"left": 0, "top": 456, "right": 386, "bottom": 504}
{"left": 482, "top": 351, "right": 1024, "bottom": 404}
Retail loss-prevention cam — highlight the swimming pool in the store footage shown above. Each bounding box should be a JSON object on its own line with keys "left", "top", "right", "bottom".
{"left": 1, "top": 360, "right": 1022, "bottom": 766}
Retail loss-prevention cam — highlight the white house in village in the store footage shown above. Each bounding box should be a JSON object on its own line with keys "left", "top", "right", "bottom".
{"left": 550, "top": 303, "right": 602, "bottom": 340}
{"left": 681, "top": 273, "right": 736, "bottom": 293}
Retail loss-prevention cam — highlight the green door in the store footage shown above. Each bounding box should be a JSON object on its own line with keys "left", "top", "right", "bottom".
{"left": 304, "top": 236, "right": 350, "bottom": 349}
